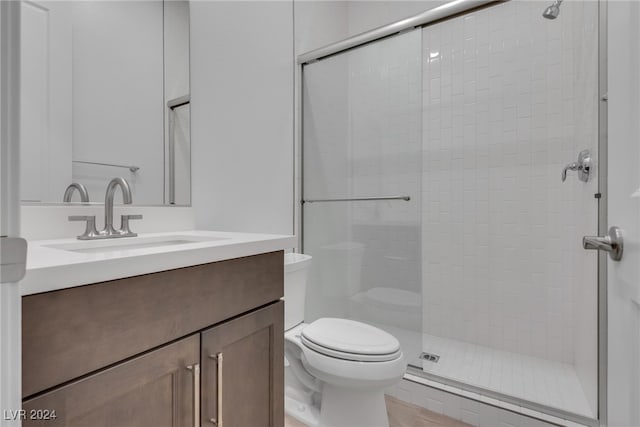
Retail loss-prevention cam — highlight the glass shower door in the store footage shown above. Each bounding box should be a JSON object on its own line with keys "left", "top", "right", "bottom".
{"left": 302, "top": 30, "right": 423, "bottom": 365}
{"left": 417, "top": 0, "right": 599, "bottom": 421}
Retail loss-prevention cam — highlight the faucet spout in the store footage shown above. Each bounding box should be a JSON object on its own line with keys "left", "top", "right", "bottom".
{"left": 104, "top": 177, "right": 133, "bottom": 235}
{"left": 63, "top": 182, "right": 90, "bottom": 203}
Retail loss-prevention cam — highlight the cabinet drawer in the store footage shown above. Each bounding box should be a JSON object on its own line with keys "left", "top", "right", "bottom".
{"left": 23, "top": 334, "right": 199, "bottom": 427}
{"left": 23, "top": 251, "right": 283, "bottom": 397}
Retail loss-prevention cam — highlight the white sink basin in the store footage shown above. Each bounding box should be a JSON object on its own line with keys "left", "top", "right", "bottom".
{"left": 45, "top": 235, "right": 229, "bottom": 254}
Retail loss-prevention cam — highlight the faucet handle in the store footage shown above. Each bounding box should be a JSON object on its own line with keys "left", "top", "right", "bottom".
{"left": 69, "top": 215, "right": 100, "bottom": 240}
{"left": 119, "top": 214, "right": 143, "bottom": 237}
{"left": 562, "top": 149, "right": 592, "bottom": 182}
{"left": 562, "top": 162, "right": 579, "bottom": 182}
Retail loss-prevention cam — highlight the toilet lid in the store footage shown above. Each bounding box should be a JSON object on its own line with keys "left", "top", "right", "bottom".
{"left": 301, "top": 318, "right": 401, "bottom": 362}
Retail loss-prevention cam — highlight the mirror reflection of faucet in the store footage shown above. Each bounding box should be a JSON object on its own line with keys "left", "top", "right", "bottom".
{"left": 68, "top": 177, "right": 143, "bottom": 240}
{"left": 63, "top": 183, "right": 90, "bottom": 203}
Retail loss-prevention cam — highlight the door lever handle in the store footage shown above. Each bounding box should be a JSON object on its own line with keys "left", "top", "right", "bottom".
{"left": 583, "top": 226, "right": 623, "bottom": 261}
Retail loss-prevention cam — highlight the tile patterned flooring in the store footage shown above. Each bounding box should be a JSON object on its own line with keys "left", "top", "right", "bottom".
{"left": 284, "top": 395, "right": 472, "bottom": 427}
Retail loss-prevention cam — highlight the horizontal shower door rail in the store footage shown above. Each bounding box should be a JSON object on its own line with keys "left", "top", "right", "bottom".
{"left": 297, "top": 0, "right": 499, "bottom": 64}
{"left": 302, "top": 195, "right": 411, "bottom": 204}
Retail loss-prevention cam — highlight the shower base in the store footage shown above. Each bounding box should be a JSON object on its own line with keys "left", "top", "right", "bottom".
{"left": 415, "top": 334, "right": 594, "bottom": 420}
{"left": 355, "top": 322, "right": 595, "bottom": 424}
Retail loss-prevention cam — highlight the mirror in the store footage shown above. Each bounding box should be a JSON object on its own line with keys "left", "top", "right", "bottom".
{"left": 20, "top": 0, "right": 191, "bottom": 206}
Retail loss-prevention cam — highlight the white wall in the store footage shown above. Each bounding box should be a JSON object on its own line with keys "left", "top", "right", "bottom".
{"left": 607, "top": 2, "right": 640, "bottom": 426}
{"left": 191, "top": 1, "right": 294, "bottom": 235}
{"left": 346, "top": 1, "right": 445, "bottom": 36}
{"left": 294, "top": 1, "right": 348, "bottom": 55}
{"left": 164, "top": 0, "right": 191, "bottom": 206}
{"left": 19, "top": 1, "right": 72, "bottom": 203}
{"left": 164, "top": 1, "right": 190, "bottom": 109}
{"left": 1, "top": 2, "right": 24, "bottom": 420}
{"left": 71, "top": 1, "right": 164, "bottom": 206}
{"left": 294, "top": 0, "right": 445, "bottom": 55}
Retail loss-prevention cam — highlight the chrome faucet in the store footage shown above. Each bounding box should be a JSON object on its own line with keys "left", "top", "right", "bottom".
{"left": 562, "top": 150, "right": 592, "bottom": 182}
{"left": 104, "top": 177, "right": 133, "bottom": 235}
{"left": 63, "top": 183, "right": 90, "bottom": 203}
{"left": 68, "top": 177, "right": 142, "bottom": 240}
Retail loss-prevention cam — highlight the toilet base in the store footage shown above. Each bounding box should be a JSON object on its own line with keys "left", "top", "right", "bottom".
{"left": 319, "top": 384, "right": 390, "bottom": 427}
{"left": 285, "top": 383, "right": 391, "bottom": 427}
{"left": 285, "top": 393, "right": 320, "bottom": 427}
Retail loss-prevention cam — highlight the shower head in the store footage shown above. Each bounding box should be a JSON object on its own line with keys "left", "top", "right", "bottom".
{"left": 542, "top": 0, "right": 563, "bottom": 19}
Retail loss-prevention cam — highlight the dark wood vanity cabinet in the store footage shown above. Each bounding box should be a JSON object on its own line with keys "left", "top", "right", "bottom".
{"left": 202, "top": 301, "right": 284, "bottom": 427}
{"left": 22, "top": 251, "right": 284, "bottom": 427}
{"left": 23, "top": 335, "right": 200, "bottom": 427}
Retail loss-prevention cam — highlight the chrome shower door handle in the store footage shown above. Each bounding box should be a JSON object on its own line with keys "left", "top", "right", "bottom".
{"left": 583, "top": 226, "right": 623, "bottom": 261}
{"left": 562, "top": 149, "right": 592, "bottom": 182}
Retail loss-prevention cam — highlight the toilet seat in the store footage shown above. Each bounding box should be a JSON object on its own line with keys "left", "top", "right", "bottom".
{"left": 300, "top": 318, "right": 402, "bottom": 362}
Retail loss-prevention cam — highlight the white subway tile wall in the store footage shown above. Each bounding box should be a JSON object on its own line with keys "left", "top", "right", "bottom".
{"left": 421, "top": 0, "right": 598, "bottom": 415}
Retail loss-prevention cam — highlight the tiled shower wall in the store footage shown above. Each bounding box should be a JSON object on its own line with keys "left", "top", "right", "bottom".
{"left": 421, "top": 0, "right": 598, "bottom": 411}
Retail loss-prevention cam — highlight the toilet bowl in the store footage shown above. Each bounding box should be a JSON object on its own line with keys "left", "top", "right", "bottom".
{"left": 284, "top": 253, "right": 406, "bottom": 427}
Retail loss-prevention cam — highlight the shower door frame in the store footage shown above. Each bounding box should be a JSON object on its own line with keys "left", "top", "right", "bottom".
{"left": 597, "top": 2, "right": 608, "bottom": 426}
{"left": 295, "top": 0, "right": 609, "bottom": 426}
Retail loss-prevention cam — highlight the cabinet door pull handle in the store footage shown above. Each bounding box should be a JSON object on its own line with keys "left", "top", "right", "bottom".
{"left": 208, "top": 353, "right": 223, "bottom": 426}
{"left": 187, "top": 363, "right": 201, "bottom": 427}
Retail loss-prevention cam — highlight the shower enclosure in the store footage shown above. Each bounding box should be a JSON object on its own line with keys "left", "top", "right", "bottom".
{"left": 300, "top": 0, "right": 601, "bottom": 424}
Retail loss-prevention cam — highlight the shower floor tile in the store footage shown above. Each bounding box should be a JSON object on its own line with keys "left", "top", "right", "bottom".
{"left": 420, "top": 334, "right": 594, "bottom": 418}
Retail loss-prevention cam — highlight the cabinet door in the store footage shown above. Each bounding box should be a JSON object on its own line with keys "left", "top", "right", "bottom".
{"left": 201, "top": 301, "right": 284, "bottom": 427}
{"left": 23, "top": 334, "right": 200, "bottom": 427}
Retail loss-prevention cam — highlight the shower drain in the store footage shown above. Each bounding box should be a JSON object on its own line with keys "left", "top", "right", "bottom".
{"left": 419, "top": 352, "right": 440, "bottom": 363}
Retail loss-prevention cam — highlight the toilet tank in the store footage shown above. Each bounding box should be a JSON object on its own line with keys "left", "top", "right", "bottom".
{"left": 284, "top": 253, "right": 312, "bottom": 330}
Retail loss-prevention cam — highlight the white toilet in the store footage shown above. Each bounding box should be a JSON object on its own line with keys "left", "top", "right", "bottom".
{"left": 284, "top": 253, "right": 406, "bottom": 427}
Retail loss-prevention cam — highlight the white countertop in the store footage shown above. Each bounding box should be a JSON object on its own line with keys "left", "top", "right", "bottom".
{"left": 21, "top": 230, "right": 296, "bottom": 296}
